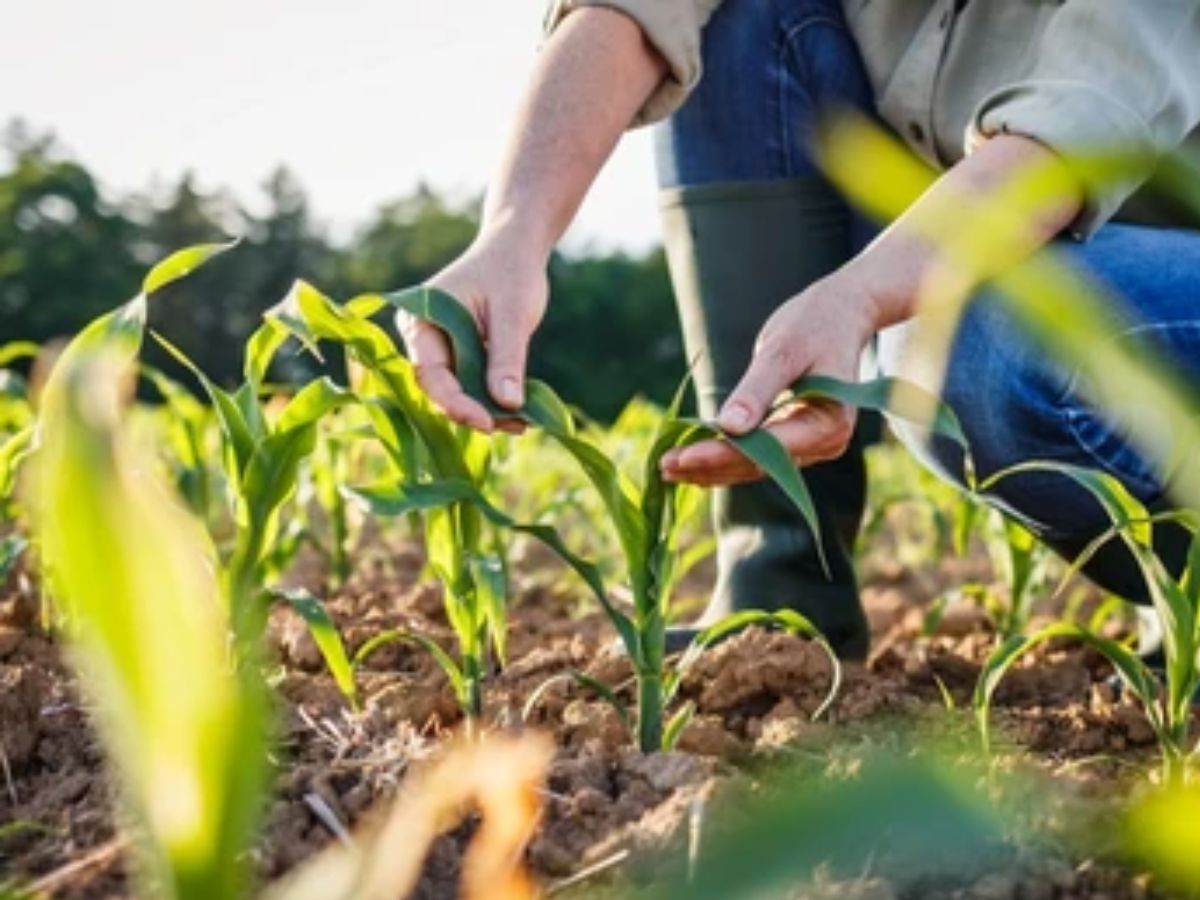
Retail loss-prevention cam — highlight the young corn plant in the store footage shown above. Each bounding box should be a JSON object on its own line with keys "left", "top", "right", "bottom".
{"left": 309, "top": 414, "right": 366, "bottom": 589}
{"left": 390, "top": 287, "right": 973, "bottom": 751}
{"left": 264, "top": 282, "right": 605, "bottom": 726}
{"left": 924, "top": 510, "right": 1051, "bottom": 640}
{"left": 151, "top": 311, "right": 354, "bottom": 642}
{"left": 140, "top": 363, "right": 218, "bottom": 522}
{"left": 974, "top": 461, "right": 1200, "bottom": 785}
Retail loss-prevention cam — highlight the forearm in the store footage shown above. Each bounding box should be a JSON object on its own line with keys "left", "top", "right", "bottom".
{"left": 480, "top": 7, "right": 667, "bottom": 256}
{"left": 845, "top": 134, "right": 1084, "bottom": 329}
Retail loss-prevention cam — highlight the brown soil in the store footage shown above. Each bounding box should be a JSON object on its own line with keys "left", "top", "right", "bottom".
{"left": 0, "top": 527, "right": 1186, "bottom": 900}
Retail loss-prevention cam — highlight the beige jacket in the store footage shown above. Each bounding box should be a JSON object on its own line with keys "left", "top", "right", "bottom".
{"left": 545, "top": 0, "right": 1200, "bottom": 237}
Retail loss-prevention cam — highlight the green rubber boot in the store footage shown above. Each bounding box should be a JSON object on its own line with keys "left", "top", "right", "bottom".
{"left": 659, "top": 179, "right": 870, "bottom": 660}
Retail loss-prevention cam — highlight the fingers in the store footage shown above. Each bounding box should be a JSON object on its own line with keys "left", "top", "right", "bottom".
{"left": 717, "top": 340, "right": 795, "bottom": 435}
{"left": 661, "top": 402, "right": 855, "bottom": 485}
{"left": 402, "top": 317, "right": 494, "bottom": 432}
{"left": 485, "top": 310, "right": 531, "bottom": 411}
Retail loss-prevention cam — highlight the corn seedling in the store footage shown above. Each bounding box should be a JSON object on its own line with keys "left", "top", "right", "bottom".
{"left": 264, "top": 283, "right": 609, "bottom": 725}
{"left": 26, "top": 251, "right": 270, "bottom": 900}
{"left": 924, "top": 510, "right": 1051, "bottom": 640}
{"left": 150, "top": 309, "right": 353, "bottom": 644}
{"left": 140, "top": 363, "right": 218, "bottom": 522}
{"left": 390, "top": 288, "right": 972, "bottom": 751}
{"left": 311, "top": 419, "right": 359, "bottom": 588}
{"left": 974, "top": 461, "right": 1200, "bottom": 785}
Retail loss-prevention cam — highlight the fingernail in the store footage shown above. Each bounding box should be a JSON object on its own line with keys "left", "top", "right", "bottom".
{"left": 719, "top": 403, "right": 752, "bottom": 432}
{"left": 498, "top": 377, "right": 522, "bottom": 407}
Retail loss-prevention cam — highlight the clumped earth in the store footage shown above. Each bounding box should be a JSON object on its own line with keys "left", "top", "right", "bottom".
{"left": 0, "top": 522, "right": 1184, "bottom": 899}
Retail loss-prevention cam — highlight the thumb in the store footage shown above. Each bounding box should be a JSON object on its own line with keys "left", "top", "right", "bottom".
{"left": 485, "top": 310, "right": 531, "bottom": 410}
{"left": 718, "top": 350, "right": 790, "bottom": 435}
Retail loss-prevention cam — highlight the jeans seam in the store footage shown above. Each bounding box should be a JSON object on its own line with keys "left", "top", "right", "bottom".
{"left": 1053, "top": 321, "right": 1200, "bottom": 499}
{"left": 774, "top": 14, "right": 848, "bottom": 179}
{"left": 1052, "top": 321, "right": 1200, "bottom": 405}
{"left": 1060, "top": 406, "right": 1162, "bottom": 498}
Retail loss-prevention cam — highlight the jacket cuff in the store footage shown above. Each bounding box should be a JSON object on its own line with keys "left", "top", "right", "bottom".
{"left": 972, "top": 80, "right": 1155, "bottom": 240}
{"left": 543, "top": 0, "right": 703, "bottom": 127}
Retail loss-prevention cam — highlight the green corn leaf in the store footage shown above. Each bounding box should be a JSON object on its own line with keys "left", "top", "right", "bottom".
{"left": 520, "top": 672, "right": 584, "bottom": 725}
{"left": 241, "top": 427, "right": 318, "bottom": 532}
{"left": 523, "top": 379, "right": 577, "bottom": 436}
{"left": 790, "top": 374, "right": 970, "bottom": 455}
{"left": 980, "top": 461, "right": 1152, "bottom": 547}
{"left": 359, "top": 397, "right": 421, "bottom": 477}
{"left": 1184, "top": 531, "right": 1200, "bottom": 614}
{"left": 662, "top": 700, "right": 697, "bottom": 752}
{"left": 668, "top": 609, "right": 842, "bottom": 720}
{"left": 1086, "top": 595, "right": 1128, "bottom": 636}
{"left": 974, "top": 623, "right": 1164, "bottom": 752}
{"left": 0, "top": 426, "right": 36, "bottom": 502}
{"left": 572, "top": 671, "right": 633, "bottom": 729}
{"left": 385, "top": 286, "right": 496, "bottom": 416}
{"left": 152, "top": 331, "right": 256, "bottom": 478}
{"left": 233, "top": 381, "right": 270, "bottom": 442}
{"left": 1051, "top": 510, "right": 1195, "bottom": 601}
{"left": 243, "top": 317, "right": 290, "bottom": 390}
{"left": 343, "top": 481, "right": 637, "bottom": 654}
{"left": 0, "top": 341, "right": 39, "bottom": 369}
{"left": 274, "top": 379, "right": 354, "bottom": 434}
{"left": 142, "top": 240, "right": 238, "bottom": 297}
{"left": 350, "top": 628, "right": 469, "bottom": 710}
{"left": 469, "top": 555, "right": 508, "bottom": 665}
{"left": 272, "top": 588, "right": 358, "bottom": 709}
{"left": 722, "top": 427, "right": 828, "bottom": 577}
{"left": 1000, "top": 517, "right": 1042, "bottom": 637}
{"left": 519, "top": 670, "right": 633, "bottom": 730}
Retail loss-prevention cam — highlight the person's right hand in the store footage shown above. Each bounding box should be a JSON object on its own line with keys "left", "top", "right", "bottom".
{"left": 396, "top": 227, "right": 549, "bottom": 433}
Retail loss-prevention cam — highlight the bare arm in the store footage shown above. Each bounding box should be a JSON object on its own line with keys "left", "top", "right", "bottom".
{"left": 664, "top": 133, "right": 1084, "bottom": 483}
{"left": 484, "top": 8, "right": 668, "bottom": 259}
{"left": 403, "top": 8, "right": 668, "bottom": 430}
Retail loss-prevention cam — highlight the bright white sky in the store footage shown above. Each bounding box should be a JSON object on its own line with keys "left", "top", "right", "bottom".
{"left": 2, "top": 0, "right": 662, "bottom": 253}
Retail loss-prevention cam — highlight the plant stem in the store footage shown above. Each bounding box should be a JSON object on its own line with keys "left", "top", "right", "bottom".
{"left": 463, "top": 654, "right": 484, "bottom": 734}
{"left": 637, "top": 672, "right": 664, "bottom": 753}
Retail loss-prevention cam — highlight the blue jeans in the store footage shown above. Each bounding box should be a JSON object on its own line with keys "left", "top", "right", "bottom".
{"left": 654, "top": 0, "right": 1200, "bottom": 599}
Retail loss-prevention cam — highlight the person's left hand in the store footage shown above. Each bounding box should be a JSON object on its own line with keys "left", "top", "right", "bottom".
{"left": 660, "top": 271, "right": 881, "bottom": 485}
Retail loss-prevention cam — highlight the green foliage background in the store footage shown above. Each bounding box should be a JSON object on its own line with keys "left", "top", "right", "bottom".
{"left": 0, "top": 120, "right": 684, "bottom": 422}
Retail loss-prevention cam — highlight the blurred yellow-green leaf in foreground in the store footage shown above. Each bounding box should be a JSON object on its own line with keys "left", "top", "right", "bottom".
{"left": 29, "top": 346, "right": 268, "bottom": 900}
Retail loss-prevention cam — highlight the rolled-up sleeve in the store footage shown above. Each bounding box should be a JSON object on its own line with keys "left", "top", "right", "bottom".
{"left": 543, "top": 0, "right": 721, "bottom": 126}
{"left": 971, "top": 1, "right": 1200, "bottom": 239}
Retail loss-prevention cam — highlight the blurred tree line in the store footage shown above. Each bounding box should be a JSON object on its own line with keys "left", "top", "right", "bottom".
{"left": 0, "top": 120, "right": 683, "bottom": 421}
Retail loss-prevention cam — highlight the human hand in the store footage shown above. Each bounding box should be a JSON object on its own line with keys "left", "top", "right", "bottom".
{"left": 661, "top": 271, "right": 881, "bottom": 484}
{"left": 396, "top": 227, "right": 548, "bottom": 433}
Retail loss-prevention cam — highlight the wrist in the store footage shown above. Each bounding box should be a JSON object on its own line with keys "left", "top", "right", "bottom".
{"left": 837, "top": 238, "right": 975, "bottom": 331}
{"left": 478, "top": 205, "right": 558, "bottom": 264}
{"left": 817, "top": 265, "right": 893, "bottom": 338}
